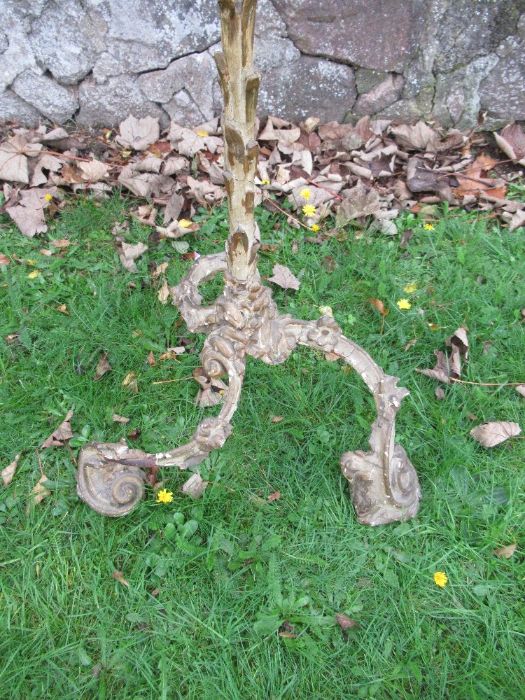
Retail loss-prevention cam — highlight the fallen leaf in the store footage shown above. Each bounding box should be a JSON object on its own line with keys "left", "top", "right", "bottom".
{"left": 112, "top": 414, "right": 130, "bottom": 424}
{"left": 494, "top": 123, "right": 525, "bottom": 165}
{"left": 435, "top": 386, "right": 445, "bottom": 400}
{"left": 470, "top": 421, "right": 521, "bottom": 448}
{"left": 41, "top": 410, "right": 74, "bottom": 448}
{"left": 157, "top": 278, "right": 170, "bottom": 304}
{"left": 390, "top": 121, "right": 440, "bottom": 151}
{"left": 335, "top": 181, "right": 380, "bottom": 225}
{"left": 51, "top": 238, "right": 70, "bottom": 249}
{"left": 335, "top": 613, "right": 359, "bottom": 636}
{"left": 78, "top": 159, "right": 110, "bottom": 182}
{"left": 268, "top": 263, "right": 300, "bottom": 291}
{"left": 6, "top": 188, "right": 54, "bottom": 238}
{"left": 368, "top": 298, "right": 389, "bottom": 317}
{"left": 122, "top": 372, "right": 138, "bottom": 393}
{"left": 271, "top": 415, "right": 284, "bottom": 423}
{"left": 94, "top": 352, "right": 112, "bottom": 380}
{"left": 31, "top": 472, "right": 51, "bottom": 505}
{"left": 494, "top": 543, "right": 517, "bottom": 559}
{"left": 117, "top": 115, "right": 160, "bottom": 151}
{"left": 516, "top": 385, "right": 525, "bottom": 397}
{"left": 267, "top": 491, "right": 281, "bottom": 502}
{"left": 56, "top": 303, "right": 69, "bottom": 315}
{"left": 147, "top": 351, "right": 156, "bottom": 366}
{"left": 454, "top": 154, "right": 503, "bottom": 198}
{"left": 159, "top": 347, "right": 185, "bottom": 361}
{"left": 0, "top": 134, "right": 42, "bottom": 184}
{"left": 117, "top": 241, "right": 148, "bottom": 273}
{"left": 112, "top": 570, "right": 130, "bottom": 587}
{"left": 168, "top": 123, "right": 222, "bottom": 157}
{"left": 2, "top": 454, "right": 20, "bottom": 486}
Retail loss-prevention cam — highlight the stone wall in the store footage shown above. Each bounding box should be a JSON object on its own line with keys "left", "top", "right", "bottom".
{"left": 1, "top": 0, "right": 524, "bottom": 130}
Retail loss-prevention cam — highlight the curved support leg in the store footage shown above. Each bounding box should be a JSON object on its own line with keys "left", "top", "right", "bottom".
{"left": 77, "top": 321, "right": 245, "bottom": 516}
{"left": 297, "top": 315, "right": 421, "bottom": 525}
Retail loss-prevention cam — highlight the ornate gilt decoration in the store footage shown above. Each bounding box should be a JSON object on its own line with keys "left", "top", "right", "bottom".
{"left": 77, "top": 0, "right": 421, "bottom": 525}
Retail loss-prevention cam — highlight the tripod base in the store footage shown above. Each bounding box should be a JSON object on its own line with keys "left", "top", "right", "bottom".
{"left": 77, "top": 253, "right": 421, "bottom": 525}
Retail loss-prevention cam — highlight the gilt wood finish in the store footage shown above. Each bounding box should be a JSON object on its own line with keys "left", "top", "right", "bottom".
{"left": 76, "top": 0, "right": 421, "bottom": 526}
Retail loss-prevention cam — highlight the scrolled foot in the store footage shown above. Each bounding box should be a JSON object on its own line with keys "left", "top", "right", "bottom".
{"left": 77, "top": 442, "right": 152, "bottom": 517}
{"left": 341, "top": 444, "right": 420, "bottom": 526}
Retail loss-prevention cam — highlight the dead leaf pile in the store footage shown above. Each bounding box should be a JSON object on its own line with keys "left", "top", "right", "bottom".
{"left": 1, "top": 114, "right": 523, "bottom": 245}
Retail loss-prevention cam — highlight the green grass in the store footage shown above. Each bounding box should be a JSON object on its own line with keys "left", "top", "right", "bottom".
{"left": 0, "top": 195, "right": 524, "bottom": 699}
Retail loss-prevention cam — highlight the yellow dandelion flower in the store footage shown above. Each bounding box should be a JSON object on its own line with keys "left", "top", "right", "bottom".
{"left": 302, "top": 204, "right": 317, "bottom": 217}
{"left": 195, "top": 129, "right": 208, "bottom": 138}
{"left": 433, "top": 571, "right": 448, "bottom": 588}
{"left": 178, "top": 219, "right": 193, "bottom": 229}
{"left": 397, "top": 298, "right": 412, "bottom": 310}
{"left": 27, "top": 270, "right": 41, "bottom": 279}
{"left": 300, "top": 187, "right": 311, "bottom": 201}
{"left": 403, "top": 283, "right": 417, "bottom": 294}
{"left": 260, "top": 179, "right": 270, "bottom": 185}
{"left": 319, "top": 305, "right": 333, "bottom": 317}
{"left": 44, "top": 193, "right": 53, "bottom": 202}
{"left": 310, "top": 223, "right": 320, "bottom": 232}
{"left": 156, "top": 489, "right": 174, "bottom": 504}
{"left": 423, "top": 223, "right": 435, "bottom": 231}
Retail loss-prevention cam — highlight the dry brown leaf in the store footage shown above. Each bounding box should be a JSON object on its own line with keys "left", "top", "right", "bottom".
{"left": 268, "top": 263, "right": 300, "bottom": 291}
{"left": 159, "top": 347, "right": 185, "bottom": 360}
{"left": 31, "top": 472, "right": 51, "bottom": 505}
{"left": 0, "top": 253, "right": 10, "bottom": 265}
{"left": 454, "top": 154, "right": 503, "bottom": 198}
{"left": 31, "top": 153, "right": 63, "bottom": 187}
{"left": 0, "top": 134, "right": 42, "bottom": 184}
{"left": 112, "top": 414, "right": 130, "bottom": 424}
{"left": 147, "top": 351, "right": 156, "bottom": 366}
{"left": 417, "top": 349, "right": 451, "bottom": 384}
{"left": 168, "top": 123, "right": 222, "bottom": 157}
{"left": 516, "top": 385, "right": 525, "bottom": 397}
{"left": 271, "top": 415, "right": 284, "bottom": 423}
{"left": 122, "top": 372, "right": 138, "bottom": 393}
{"left": 335, "top": 613, "right": 359, "bottom": 633}
{"left": 118, "top": 241, "right": 148, "bottom": 273}
{"left": 494, "top": 543, "right": 517, "bottom": 559}
{"left": 494, "top": 123, "right": 525, "bottom": 165}
{"left": 2, "top": 454, "right": 20, "bottom": 486}
{"left": 78, "top": 159, "right": 110, "bottom": 182}
{"left": 267, "top": 491, "right": 281, "bottom": 502}
{"left": 56, "top": 303, "right": 69, "bottom": 315}
{"left": 41, "top": 410, "right": 74, "bottom": 448}
{"left": 157, "top": 278, "right": 170, "bottom": 304}
{"left": 508, "top": 209, "right": 525, "bottom": 232}
{"left": 6, "top": 188, "right": 55, "bottom": 238}
{"left": 368, "top": 298, "right": 389, "bottom": 317}
{"left": 435, "top": 386, "right": 445, "bottom": 400}
{"left": 117, "top": 115, "right": 160, "bottom": 151}
{"left": 470, "top": 421, "right": 521, "bottom": 448}
{"left": 94, "top": 352, "right": 112, "bottom": 380}
{"left": 112, "top": 570, "right": 130, "bottom": 587}
{"left": 51, "top": 238, "right": 70, "bottom": 249}
{"left": 335, "top": 181, "right": 380, "bottom": 225}
{"left": 390, "top": 121, "right": 440, "bottom": 151}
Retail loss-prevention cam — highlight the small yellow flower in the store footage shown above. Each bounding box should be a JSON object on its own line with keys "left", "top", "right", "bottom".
{"left": 319, "top": 305, "right": 333, "bottom": 317}
{"left": 178, "top": 219, "right": 193, "bottom": 229}
{"left": 300, "top": 187, "right": 311, "bottom": 201}
{"left": 310, "top": 223, "right": 320, "bottom": 232}
{"left": 27, "top": 270, "right": 41, "bottom": 279}
{"left": 423, "top": 223, "right": 435, "bottom": 231}
{"left": 397, "top": 298, "right": 412, "bottom": 310}
{"left": 156, "top": 489, "right": 174, "bottom": 504}
{"left": 403, "top": 283, "right": 417, "bottom": 294}
{"left": 44, "top": 193, "right": 53, "bottom": 202}
{"left": 260, "top": 178, "right": 270, "bottom": 185}
{"left": 302, "top": 204, "right": 317, "bottom": 217}
{"left": 433, "top": 571, "right": 448, "bottom": 588}
{"left": 195, "top": 129, "right": 208, "bottom": 138}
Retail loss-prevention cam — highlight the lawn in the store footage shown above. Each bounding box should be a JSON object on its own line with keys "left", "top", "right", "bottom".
{"left": 0, "top": 195, "right": 524, "bottom": 699}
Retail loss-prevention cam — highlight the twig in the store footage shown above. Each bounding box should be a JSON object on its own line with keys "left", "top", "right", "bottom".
{"left": 152, "top": 376, "right": 193, "bottom": 385}
{"left": 450, "top": 378, "right": 525, "bottom": 387}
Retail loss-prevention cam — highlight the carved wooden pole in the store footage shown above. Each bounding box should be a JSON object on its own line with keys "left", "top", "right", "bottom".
{"left": 215, "top": 0, "right": 260, "bottom": 283}
{"left": 76, "top": 0, "right": 421, "bottom": 526}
